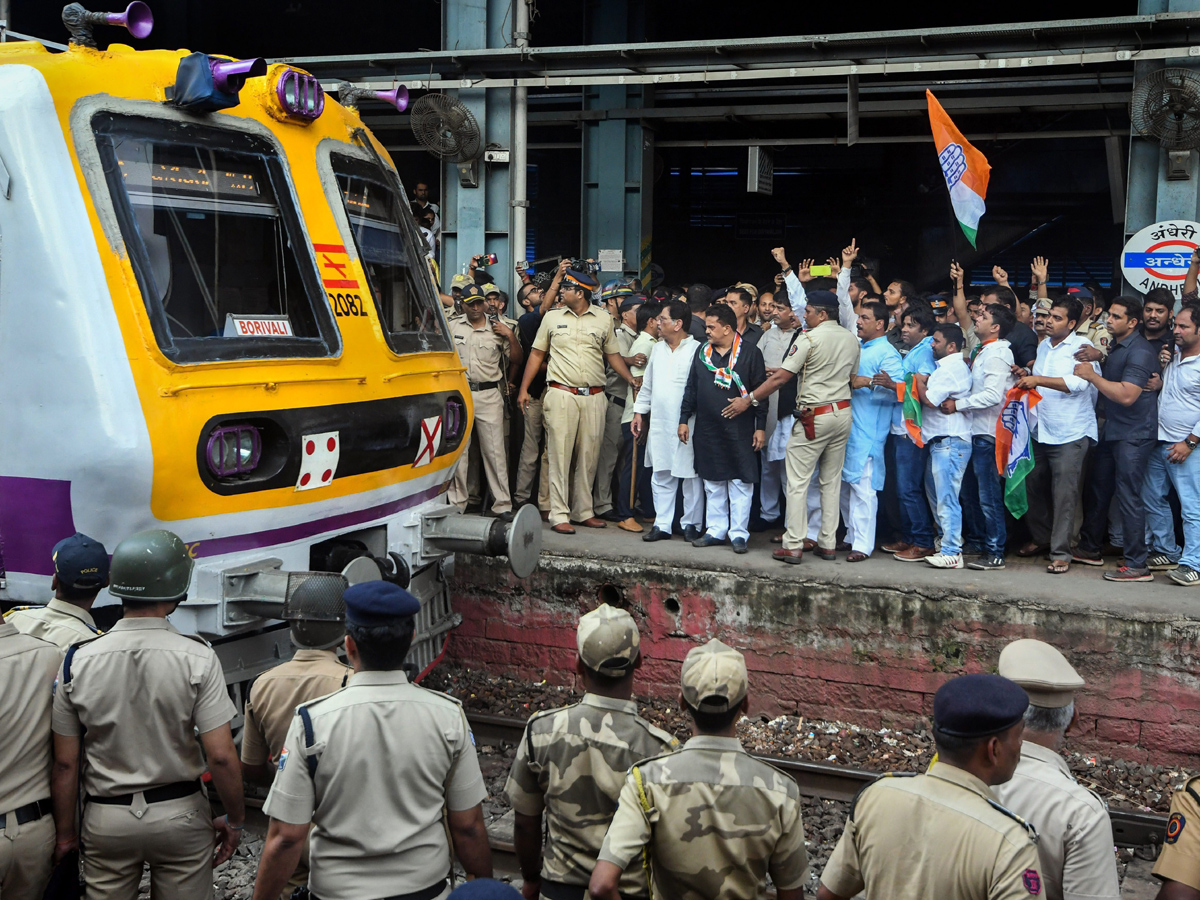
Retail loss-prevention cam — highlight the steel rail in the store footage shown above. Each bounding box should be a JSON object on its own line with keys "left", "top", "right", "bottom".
{"left": 467, "top": 712, "right": 1168, "bottom": 849}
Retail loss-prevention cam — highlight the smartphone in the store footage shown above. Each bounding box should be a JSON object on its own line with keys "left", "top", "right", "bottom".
{"left": 810, "top": 264, "right": 832, "bottom": 277}
{"left": 479, "top": 253, "right": 498, "bottom": 265}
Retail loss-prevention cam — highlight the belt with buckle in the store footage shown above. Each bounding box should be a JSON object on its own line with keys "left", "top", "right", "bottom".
{"left": 468, "top": 380, "right": 501, "bottom": 392}
{"left": 0, "top": 797, "right": 50, "bottom": 828}
{"left": 811, "top": 400, "right": 851, "bottom": 416}
{"left": 548, "top": 382, "right": 605, "bottom": 396}
{"left": 88, "top": 780, "right": 201, "bottom": 806}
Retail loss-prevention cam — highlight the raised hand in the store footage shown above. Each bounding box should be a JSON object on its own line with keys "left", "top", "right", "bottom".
{"left": 1030, "top": 256, "right": 1049, "bottom": 284}
{"left": 950, "top": 261, "right": 964, "bottom": 288}
{"left": 992, "top": 265, "right": 1009, "bottom": 286}
{"left": 842, "top": 238, "right": 859, "bottom": 267}
{"left": 796, "top": 259, "right": 816, "bottom": 283}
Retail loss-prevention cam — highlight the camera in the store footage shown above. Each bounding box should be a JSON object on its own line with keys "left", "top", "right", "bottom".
{"left": 569, "top": 257, "right": 601, "bottom": 275}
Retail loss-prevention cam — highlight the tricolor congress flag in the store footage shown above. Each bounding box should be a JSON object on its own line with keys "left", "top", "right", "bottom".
{"left": 995, "top": 386, "right": 1042, "bottom": 518}
{"left": 927, "top": 90, "right": 991, "bottom": 248}
{"left": 896, "top": 375, "right": 924, "bottom": 448}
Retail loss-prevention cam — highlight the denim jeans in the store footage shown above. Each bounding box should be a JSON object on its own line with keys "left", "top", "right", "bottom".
{"left": 1145, "top": 442, "right": 1182, "bottom": 562}
{"left": 894, "top": 434, "right": 935, "bottom": 547}
{"left": 929, "top": 436, "right": 972, "bottom": 556}
{"left": 970, "top": 436, "right": 1007, "bottom": 557}
{"left": 1156, "top": 441, "right": 1200, "bottom": 571}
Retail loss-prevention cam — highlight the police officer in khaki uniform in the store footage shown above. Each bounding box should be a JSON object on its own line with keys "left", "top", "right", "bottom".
{"left": 4, "top": 533, "right": 108, "bottom": 652}
{"left": 595, "top": 283, "right": 640, "bottom": 522}
{"left": 817, "top": 674, "right": 1042, "bottom": 900}
{"left": 51, "top": 530, "right": 244, "bottom": 900}
{"left": 0, "top": 618, "right": 60, "bottom": 900}
{"left": 251, "top": 582, "right": 492, "bottom": 900}
{"left": 506, "top": 603, "right": 677, "bottom": 900}
{"left": 591, "top": 639, "right": 809, "bottom": 900}
{"left": 240, "top": 576, "right": 352, "bottom": 898}
{"left": 449, "top": 284, "right": 523, "bottom": 520}
{"left": 517, "top": 269, "right": 636, "bottom": 534}
{"left": 992, "top": 640, "right": 1120, "bottom": 900}
{"left": 733, "top": 291, "right": 860, "bottom": 561}
{"left": 1153, "top": 780, "right": 1200, "bottom": 898}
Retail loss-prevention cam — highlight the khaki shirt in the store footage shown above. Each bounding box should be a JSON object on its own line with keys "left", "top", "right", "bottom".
{"left": 780, "top": 319, "right": 860, "bottom": 407}
{"left": 0, "top": 623, "right": 60, "bottom": 811}
{"left": 1078, "top": 317, "right": 1111, "bottom": 358}
{"left": 450, "top": 316, "right": 509, "bottom": 383}
{"left": 607, "top": 322, "right": 638, "bottom": 398}
{"left": 598, "top": 735, "right": 809, "bottom": 900}
{"left": 263, "top": 670, "right": 487, "bottom": 900}
{"left": 533, "top": 305, "right": 619, "bottom": 388}
{"left": 241, "top": 649, "right": 351, "bottom": 769}
{"left": 505, "top": 693, "right": 679, "bottom": 895}
{"left": 821, "top": 762, "right": 1042, "bottom": 900}
{"left": 51, "top": 617, "right": 236, "bottom": 797}
{"left": 1153, "top": 776, "right": 1200, "bottom": 890}
{"left": 4, "top": 598, "right": 100, "bottom": 652}
{"left": 992, "top": 741, "right": 1119, "bottom": 900}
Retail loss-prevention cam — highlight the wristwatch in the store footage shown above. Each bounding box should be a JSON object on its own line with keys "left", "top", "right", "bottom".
{"left": 749, "top": 394, "right": 759, "bottom": 407}
{"left": 1187, "top": 438, "right": 1198, "bottom": 451}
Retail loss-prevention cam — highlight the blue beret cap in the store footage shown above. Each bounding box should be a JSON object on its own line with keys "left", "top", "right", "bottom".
{"left": 805, "top": 289, "right": 839, "bottom": 310}
{"left": 448, "top": 880, "right": 523, "bottom": 900}
{"left": 343, "top": 581, "right": 421, "bottom": 626}
{"left": 564, "top": 268, "right": 599, "bottom": 291}
{"left": 617, "top": 295, "right": 645, "bottom": 313}
{"left": 52, "top": 532, "right": 109, "bottom": 590}
{"left": 934, "top": 673, "right": 1029, "bottom": 738}
{"left": 1067, "top": 285, "right": 1094, "bottom": 301}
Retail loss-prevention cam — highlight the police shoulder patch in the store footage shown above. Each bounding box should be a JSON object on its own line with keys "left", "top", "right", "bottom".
{"left": 277, "top": 747, "right": 289, "bottom": 772}
{"left": 1023, "top": 868, "right": 1042, "bottom": 895}
{"left": 1167, "top": 811, "right": 1186, "bottom": 844}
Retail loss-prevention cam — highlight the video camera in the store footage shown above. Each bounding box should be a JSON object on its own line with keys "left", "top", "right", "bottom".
{"left": 568, "top": 257, "right": 601, "bottom": 275}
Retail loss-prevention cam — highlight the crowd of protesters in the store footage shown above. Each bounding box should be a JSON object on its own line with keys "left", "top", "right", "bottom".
{"left": 442, "top": 235, "right": 1200, "bottom": 585}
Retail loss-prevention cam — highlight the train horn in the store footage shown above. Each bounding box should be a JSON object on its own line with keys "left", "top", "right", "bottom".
{"left": 210, "top": 57, "right": 267, "bottom": 94}
{"left": 62, "top": 1, "right": 153, "bottom": 48}
{"left": 337, "top": 81, "right": 410, "bottom": 113}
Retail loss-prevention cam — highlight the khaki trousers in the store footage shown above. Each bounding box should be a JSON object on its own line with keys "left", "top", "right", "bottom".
{"left": 0, "top": 813, "right": 54, "bottom": 900}
{"left": 82, "top": 793, "right": 213, "bottom": 900}
{"left": 514, "top": 396, "right": 547, "bottom": 509}
{"left": 783, "top": 406, "right": 852, "bottom": 551}
{"left": 449, "top": 388, "right": 512, "bottom": 514}
{"left": 543, "top": 388, "right": 607, "bottom": 525}
{"left": 592, "top": 396, "right": 624, "bottom": 515}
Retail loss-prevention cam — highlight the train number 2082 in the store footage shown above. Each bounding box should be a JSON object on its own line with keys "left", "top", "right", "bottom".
{"left": 329, "top": 292, "right": 368, "bottom": 317}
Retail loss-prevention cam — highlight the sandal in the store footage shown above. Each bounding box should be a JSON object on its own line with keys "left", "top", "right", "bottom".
{"left": 1046, "top": 560, "right": 1070, "bottom": 574}
{"left": 847, "top": 551, "right": 869, "bottom": 562}
{"left": 1017, "top": 542, "right": 1050, "bottom": 558}
{"left": 770, "top": 533, "right": 785, "bottom": 544}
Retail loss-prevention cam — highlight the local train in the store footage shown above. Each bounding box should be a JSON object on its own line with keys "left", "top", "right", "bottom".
{"left": 0, "top": 2, "right": 539, "bottom": 696}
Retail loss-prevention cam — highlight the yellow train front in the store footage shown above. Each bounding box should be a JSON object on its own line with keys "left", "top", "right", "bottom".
{"left": 0, "top": 4, "right": 539, "bottom": 682}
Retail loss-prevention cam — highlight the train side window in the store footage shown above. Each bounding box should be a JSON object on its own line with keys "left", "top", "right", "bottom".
{"left": 92, "top": 113, "right": 339, "bottom": 363}
{"left": 329, "top": 153, "right": 450, "bottom": 354}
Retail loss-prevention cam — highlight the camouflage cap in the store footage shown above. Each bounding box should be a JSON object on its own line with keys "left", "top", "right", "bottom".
{"left": 577, "top": 603, "right": 640, "bottom": 677}
{"left": 681, "top": 639, "right": 748, "bottom": 713}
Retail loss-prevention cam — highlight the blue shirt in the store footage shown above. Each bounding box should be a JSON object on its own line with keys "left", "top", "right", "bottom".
{"left": 889, "top": 336, "right": 936, "bottom": 437}
{"left": 844, "top": 336, "right": 904, "bottom": 487}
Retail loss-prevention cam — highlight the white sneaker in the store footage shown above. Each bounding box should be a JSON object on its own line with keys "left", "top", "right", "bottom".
{"left": 925, "top": 552, "right": 963, "bottom": 569}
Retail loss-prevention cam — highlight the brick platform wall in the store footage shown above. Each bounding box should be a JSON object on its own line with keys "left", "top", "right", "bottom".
{"left": 449, "top": 553, "right": 1200, "bottom": 767}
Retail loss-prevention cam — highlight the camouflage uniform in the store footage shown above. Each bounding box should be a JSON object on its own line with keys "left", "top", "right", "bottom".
{"left": 597, "top": 640, "right": 809, "bottom": 900}
{"left": 506, "top": 603, "right": 677, "bottom": 899}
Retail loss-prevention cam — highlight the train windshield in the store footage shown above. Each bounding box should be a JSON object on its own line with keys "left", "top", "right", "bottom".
{"left": 93, "top": 113, "right": 338, "bottom": 363}
{"left": 330, "top": 153, "right": 450, "bottom": 354}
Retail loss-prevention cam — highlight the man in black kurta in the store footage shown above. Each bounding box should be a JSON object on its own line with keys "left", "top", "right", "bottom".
{"left": 679, "top": 303, "right": 768, "bottom": 553}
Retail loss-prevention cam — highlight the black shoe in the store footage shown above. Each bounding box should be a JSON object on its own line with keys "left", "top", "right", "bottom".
{"left": 599, "top": 509, "right": 624, "bottom": 522}
{"left": 495, "top": 510, "right": 515, "bottom": 524}
{"left": 1071, "top": 549, "right": 1104, "bottom": 566}
{"left": 683, "top": 525, "right": 703, "bottom": 542}
{"left": 642, "top": 527, "right": 672, "bottom": 542}
{"left": 692, "top": 534, "right": 724, "bottom": 548}
{"left": 732, "top": 537, "right": 748, "bottom": 554}
{"left": 967, "top": 555, "right": 1006, "bottom": 571}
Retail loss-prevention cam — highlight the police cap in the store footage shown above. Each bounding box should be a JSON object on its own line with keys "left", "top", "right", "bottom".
{"left": 1067, "top": 285, "right": 1094, "bottom": 301}
{"left": 563, "top": 268, "right": 599, "bottom": 291}
{"left": 681, "top": 638, "right": 748, "bottom": 713}
{"left": 617, "top": 295, "right": 645, "bottom": 314}
{"left": 481, "top": 283, "right": 500, "bottom": 297}
{"left": 577, "top": 603, "right": 640, "bottom": 676}
{"left": 448, "top": 879, "right": 523, "bottom": 899}
{"left": 343, "top": 581, "right": 421, "bottom": 627}
{"left": 998, "top": 639, "right": 1085, "bottom": 709}
{"left": 450, "top": 273, "right": 472, "bottom": 290}
{"left": 933, "top": 673, "right": 1029, "bottom": 739}
{"left": 805, "top": 289, "right": 840, "bottom": 312}
{"left": 461, "top": 284, "right": 486, "bottom": 303}
{"left": 52, "top": 532, "right": 109, "bottom": 591}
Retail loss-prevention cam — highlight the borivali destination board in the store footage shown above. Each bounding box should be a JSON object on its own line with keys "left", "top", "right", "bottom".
{"left": 1122, "top": 220, "right": 1200, "bottom": 299}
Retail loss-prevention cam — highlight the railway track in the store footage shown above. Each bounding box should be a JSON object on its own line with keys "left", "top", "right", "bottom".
{"left": 467, "top": 711, "right": 1169, "bottom": 850}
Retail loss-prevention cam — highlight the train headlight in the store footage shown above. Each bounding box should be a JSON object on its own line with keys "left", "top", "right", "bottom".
{"left": 206, "top": 425, "right": 262, "bottom": 477}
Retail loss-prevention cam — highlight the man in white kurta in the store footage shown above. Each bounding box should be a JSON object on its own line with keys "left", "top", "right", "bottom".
{"left": 631, "top": 301, "right": 703, "bottom": 541}
{"left": 757, "top": 297, "right": 799, "bottom": 526}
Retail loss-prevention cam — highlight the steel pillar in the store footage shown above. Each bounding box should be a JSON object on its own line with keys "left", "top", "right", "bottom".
{"left": 582, "top": 0, "right": 653, "bottom": 285}
{"left": 441, "top": 0, "right": 513, "bottom": 303}
{"left": 1123, "top": 0, "right": 1200, "bottom": 295}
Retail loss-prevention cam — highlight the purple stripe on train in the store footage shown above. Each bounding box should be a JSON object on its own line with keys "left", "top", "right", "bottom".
{"left": 0, "top": 476, "right": 77, "bottom": 576}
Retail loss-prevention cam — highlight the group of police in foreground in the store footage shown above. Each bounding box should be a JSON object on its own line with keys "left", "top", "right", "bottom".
{"left": 4, "top": 531, "right": 1200, "bottom": 900}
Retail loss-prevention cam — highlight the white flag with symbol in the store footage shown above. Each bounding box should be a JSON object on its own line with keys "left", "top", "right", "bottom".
{"left": 296, "top": 431, "right": 340, "bottom": 491}
{"left": 413, "top": 416, "right": 442, "bottom": 467}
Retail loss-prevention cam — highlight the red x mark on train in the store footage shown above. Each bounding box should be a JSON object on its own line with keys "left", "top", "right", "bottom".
{"left": 413, "top": 416, "right": 442, "bottom": 468}
{"left": 321, "top": 254, "right": 348, "bottom": 278}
